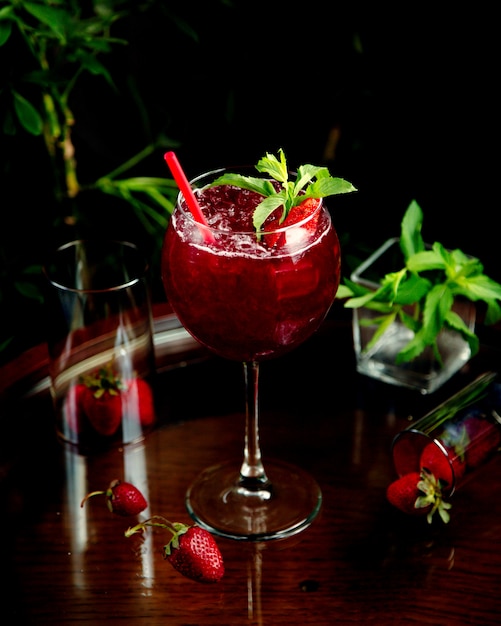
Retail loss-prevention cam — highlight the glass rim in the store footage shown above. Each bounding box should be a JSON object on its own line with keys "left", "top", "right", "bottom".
{"left": 43, "top": 239, "right": 149, "bottom": 294}
{"left": 175, "top": 166, "right": 326, "bottom": 236}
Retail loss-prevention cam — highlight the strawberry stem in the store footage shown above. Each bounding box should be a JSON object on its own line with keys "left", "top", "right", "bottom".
{"left": 80, "top": 490, "right": 106, "bottom": 508}
{"left": 124, "top": 515, "right": 186, "bottom": 539}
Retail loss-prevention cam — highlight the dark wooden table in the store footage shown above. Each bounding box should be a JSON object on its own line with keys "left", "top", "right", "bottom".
{"left": 2, "top": 303, "right": 501, "bottom": 625}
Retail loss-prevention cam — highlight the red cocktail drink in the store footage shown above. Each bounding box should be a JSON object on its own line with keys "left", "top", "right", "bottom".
{"left": 162, "top": 171, "right": 341, "bottom": 362}
{"left": 161, "top": 154, "right": 354, "bottom": 541}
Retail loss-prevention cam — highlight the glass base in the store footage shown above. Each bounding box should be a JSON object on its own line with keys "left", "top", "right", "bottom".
{"left": 351, "top": 237, "right": 476, "bottom": 395}
{"left": 355, "top": 321, "right": 471, "bottom": 394}
{"left": 185, "top": 458, "right": 322, "bottom": 541}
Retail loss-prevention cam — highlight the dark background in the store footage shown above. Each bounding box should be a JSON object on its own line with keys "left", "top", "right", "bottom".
{"left": 136, "top": 1, "right": 498, "bottom": 270}
{"left": 1, "top": 0, "right": 499, "bottom": 361}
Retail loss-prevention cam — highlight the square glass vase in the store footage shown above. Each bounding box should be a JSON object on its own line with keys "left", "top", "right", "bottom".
{"left": 351, "top": 237, "right": 476, "bottom": 394}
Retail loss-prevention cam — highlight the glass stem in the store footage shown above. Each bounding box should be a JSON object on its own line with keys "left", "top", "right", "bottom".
{"left": 239, "top": 361, "right": 271, "bottom": 492}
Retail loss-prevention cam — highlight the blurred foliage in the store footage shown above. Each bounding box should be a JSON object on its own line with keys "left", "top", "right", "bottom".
{"left": 0, "top": 0, "right": 229, "bottom": 364}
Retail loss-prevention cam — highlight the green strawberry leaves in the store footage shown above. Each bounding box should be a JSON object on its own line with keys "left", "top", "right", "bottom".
{"left": 209, "top": 149, "right": 356, "bottom": 232}
{"left": 338, "top": 200, "right": 501, "bottom": 364}
{"left": 416, "top": 468, "right": 452, "bottom": 525}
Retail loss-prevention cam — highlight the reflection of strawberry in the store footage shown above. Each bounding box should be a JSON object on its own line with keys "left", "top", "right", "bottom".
{"left": 264, "top": 198, "right": 321, "bottom": 247}
{"left": 462, "top": 414, "right": 501, "bottom": 470}
{"left": 62, "top": 382, "right": 86, "bottom": 437}
{"left": 82, "top": 389, "right": 122, "bottom": 436}
{"left": 420, "top": 441, "right": 466, "bottom": 488}
{"left": 125, "top": 378, "right": 155, "bottom": 427}
{"left": 81, "top": 364, "right": 124, "bottom": 436}
{"left": 386, "top": 469, "right": 451, "bottom": 524}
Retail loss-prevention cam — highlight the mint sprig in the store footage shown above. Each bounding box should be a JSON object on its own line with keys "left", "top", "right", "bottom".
{"left": 209, "top": 149, "right": 356, "bottom": 232}
{"left": 337, "top": 200, "right": 501, "bottom": 365}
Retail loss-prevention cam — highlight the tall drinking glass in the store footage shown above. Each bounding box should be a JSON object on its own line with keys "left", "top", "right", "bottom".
{"left": 161, "top": 166, "right": 342, "bottom": 540}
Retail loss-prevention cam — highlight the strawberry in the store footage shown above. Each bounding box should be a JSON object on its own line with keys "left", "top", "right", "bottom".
{"left": 80, "top": 363, "right": 125, "bottom": 436}
{"left": 164, "top": 523, "right": 224, "bottom": 584}
{"left": 263, "top": 197, "right": 321, "bottom": 247}
{"left": 386, "top": 469, "right": 451, "bottom": 524}
{"left": 81, "top": 479, "right": 148, "bottom": 516}
{"left": 419, "top": 441, "right": 466, "bottom": 488}
{"left": 125, "top": 517, "right": 224, "bottom": 584}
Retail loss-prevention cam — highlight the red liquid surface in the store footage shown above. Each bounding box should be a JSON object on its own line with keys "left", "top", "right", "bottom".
{"left": 161, "top": 184, "right": 341, "bottom": 362}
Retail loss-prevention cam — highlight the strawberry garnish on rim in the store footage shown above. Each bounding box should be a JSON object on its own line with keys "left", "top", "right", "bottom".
{"left": 263, "top": 197, "right": 321, "bottom": 248}
{"left": 208, "top": 148, "right": 356, "bottom": 237}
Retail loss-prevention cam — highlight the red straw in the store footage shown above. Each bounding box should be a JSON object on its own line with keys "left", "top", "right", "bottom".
{"left": 164, "top": 151, "right": 210, "bottom": 229}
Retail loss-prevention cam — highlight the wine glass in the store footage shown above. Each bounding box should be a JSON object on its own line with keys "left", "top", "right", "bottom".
{"left": 161, "top": 164, "right": 342, "bottom": 541}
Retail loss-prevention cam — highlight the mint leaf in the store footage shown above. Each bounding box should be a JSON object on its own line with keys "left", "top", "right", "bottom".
{"left": 400, "top": 199, "right": 425, "bottom": 260}
{"left": 363, "top": 310, "right": 399, "bottom": 351}
{"left": 207, "top": 173, "right": 276, "bottom": 197}
{"left": 395, "top": 328, "right": 429, "bottom": 364}
{"left": 452, "top": 274, "right": 501, "bottom": 302}
{"left": 406, "top": 247, "right": 447, "bottom": 273}
{"left": 209, "top": 148, "right": 357, "bottom": 232}
{"left": 255, "top": 150, "right": 288, "bottom": 183}
{"left": 421, "top": 283, "right": 453, "bottom": 343}
{"left": 393, "top": 273, "right": 431, "bottom": 305}
{"left": 341, "top": 198, "right": 501, "bottom": 365}
{"left": 485, "top": 299, "right": 501, "bottom": 325}
{"left": 298, "top": 177, "right": 356, "bottom": 204}
{"left": 252, "top": 195, "right": 288, "bottom": 230}
{"left": 445, "top": 309, "right": 479, "bottom": 355}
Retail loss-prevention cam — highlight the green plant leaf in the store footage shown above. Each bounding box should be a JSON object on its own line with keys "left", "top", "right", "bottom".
{"left": 14, "top": 280, "right": 43, "bottom": 302}
{"left": 363, "top": 310, "right": 399, "bottom": 351}
{"left": 445, "top": 309, "right": 479, "bottom": 356}
{"left": 209, "top": 172, "right": 276, "bottom": 197}
{"left": 252, "top": 194, "right": 289, "bottom": 229}
{"left": 395, "top": 327, "right": 430, "bottom": 364}
{"left": 337, "top": 281, "right": 390, "bottom": 311}
{"left": 453, "top": 274, "right": 501, "bottom": 302}
{"left": 0, "top": 16, "right": 12, "bottom": 46}
{"left": 398, "top": 308, "right": 421, "bottom": 333}
{"left": 421, "top": 283, "right": 453, "bottom": 344}
{"left": 341, "top": 273, "right": 406, "bottom": 311}
{"left": 335, "top": 284, "right": 355, "bottom": 300}
{"left": 400, "top": 199, "right": 425, "bottom": 260}
{"left": 406, "top": 248, "right": 447, "bottom": 273}
{"left": 23, "top": 2, "right": 70, "bottom": 43}
{"left": 13, "top": 91, "right": 43, "bottom": 135}
{"left": 298, "top": 177, "right": 357, "bottom": 203}
{"left": 393, "top": 273, "right": 431, "bottom": 305}
{"left": 484, "top": 299, "right": 501, "bottom": 325}
{"left": 344, "top": 198, "right": 501, "bottom": 365}
{"left": 255, "top": 150, "right": 288, "bottom": 182}
{"left": 448, "top": 248, "right": 482, "bottom": 278}
{"left": 73, "top": 49, "right": 114, "bottom": 86}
